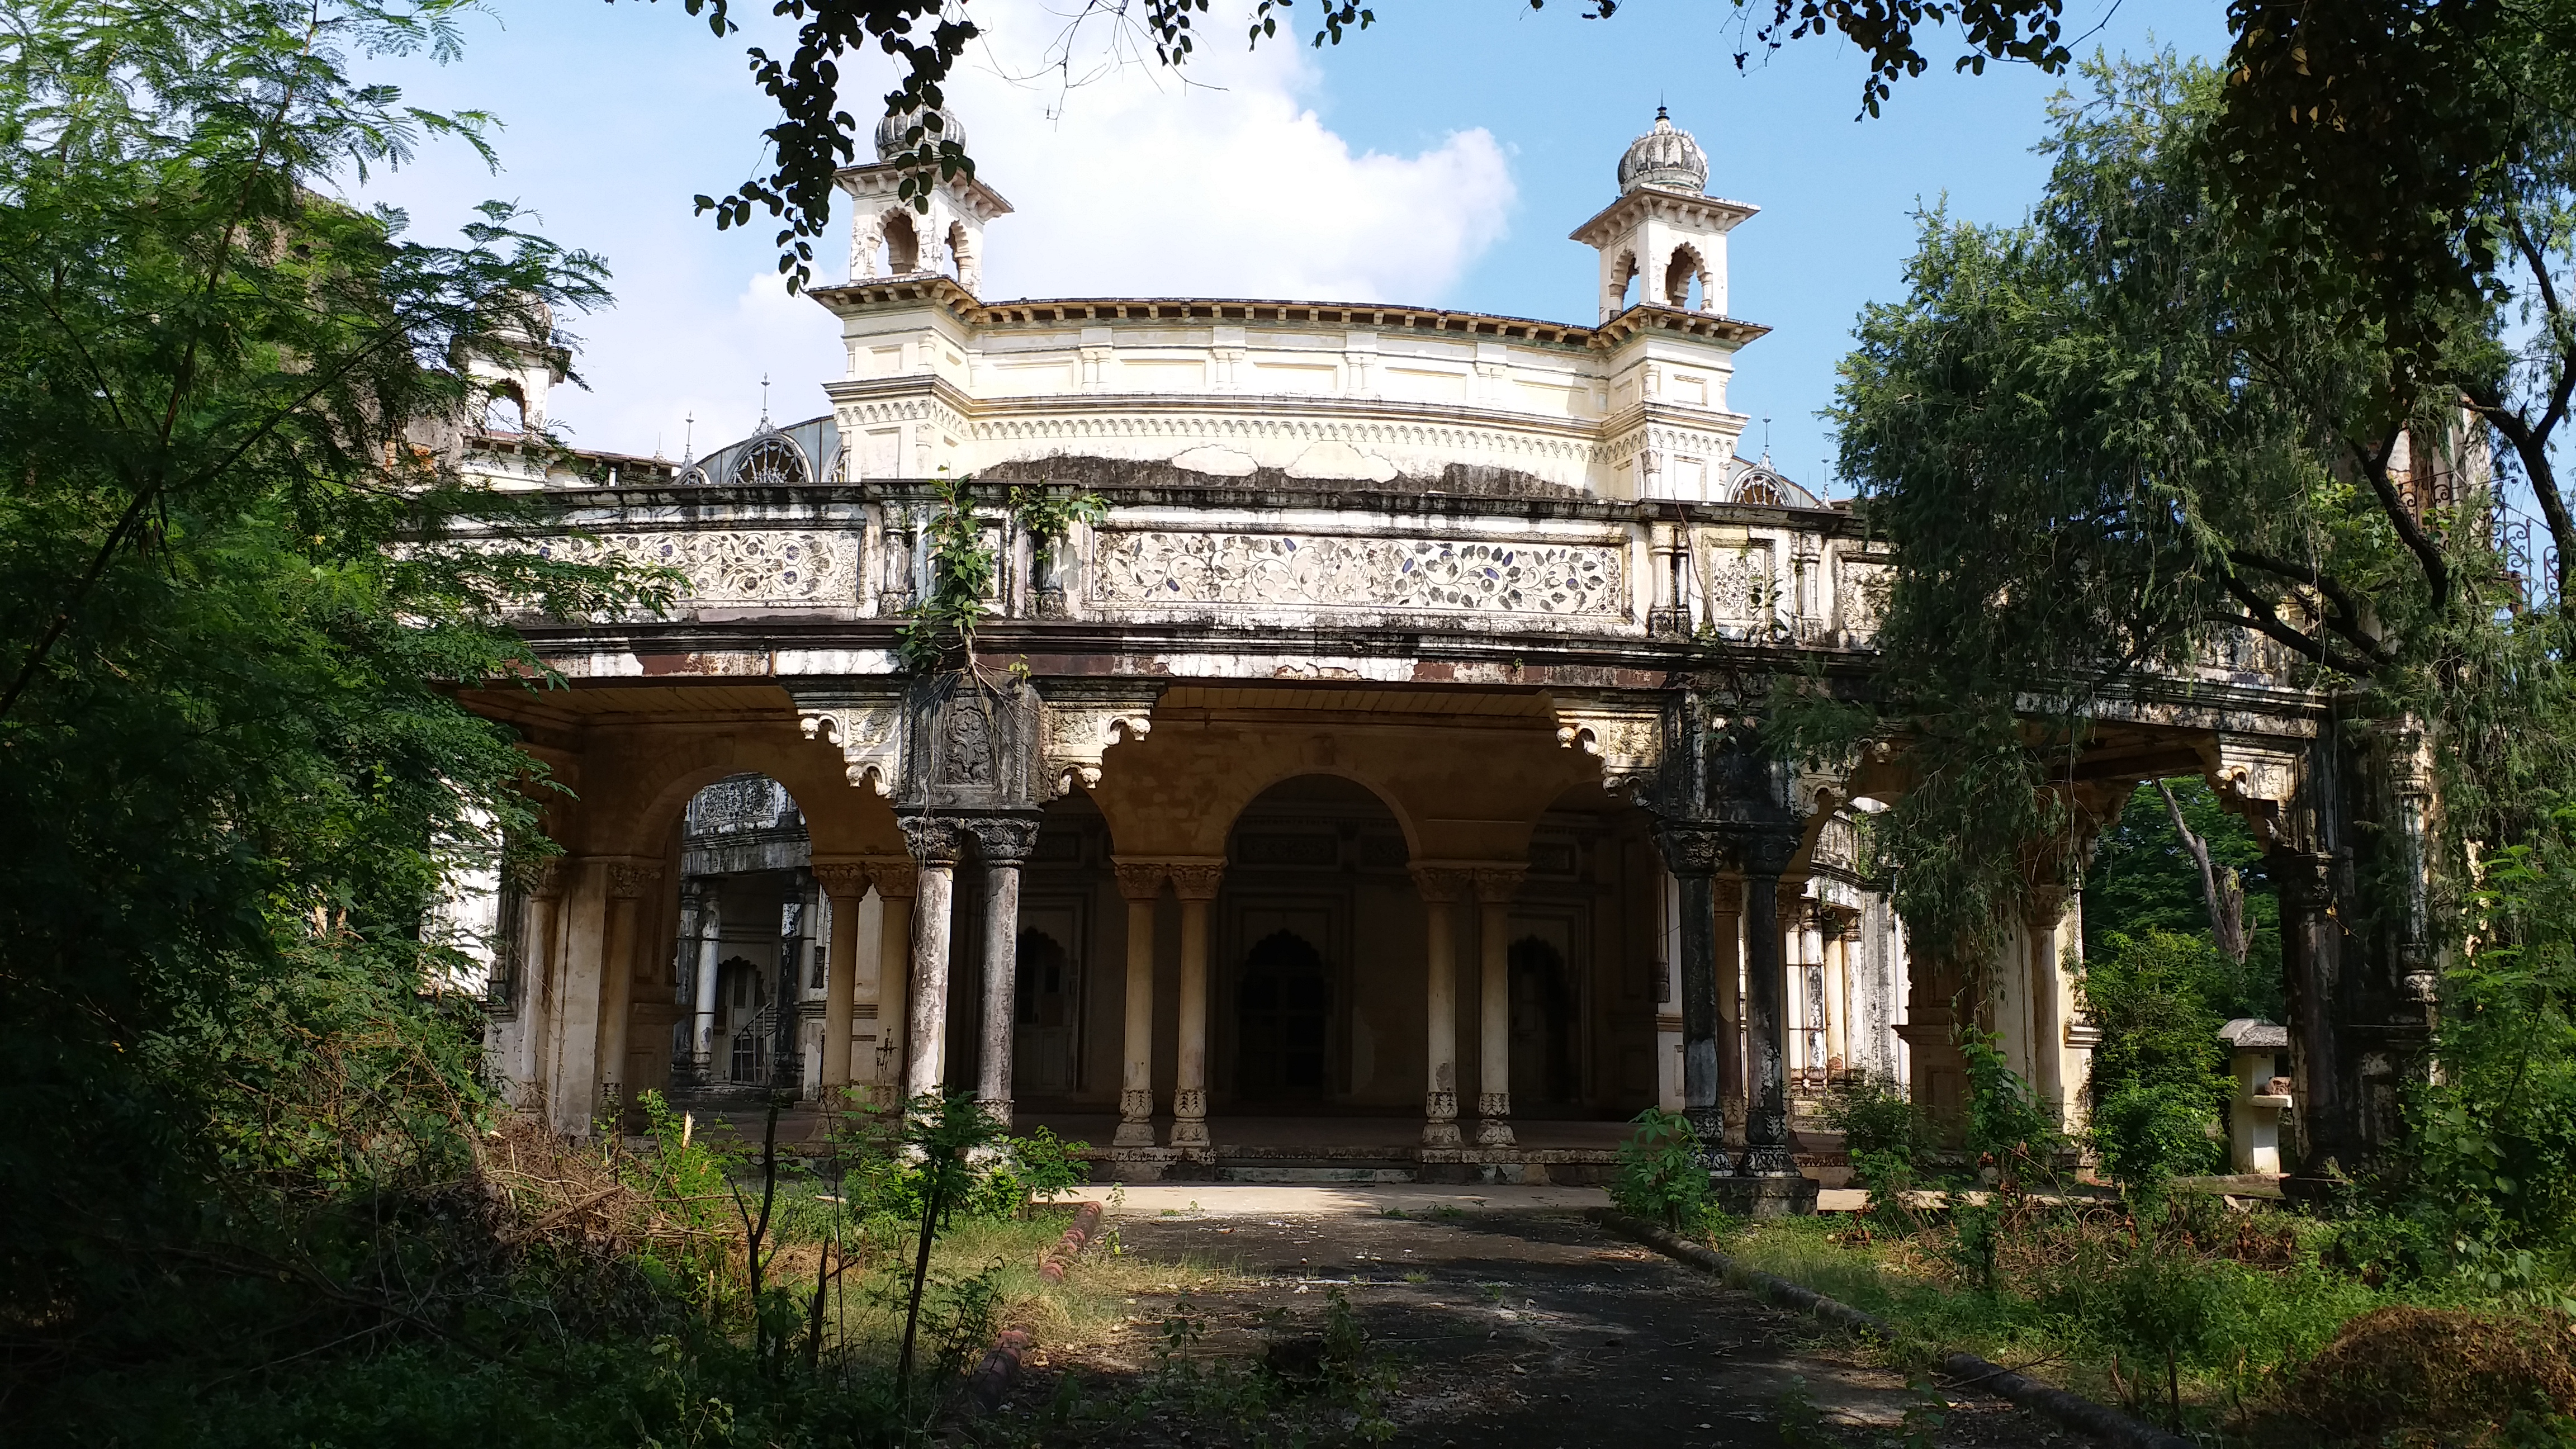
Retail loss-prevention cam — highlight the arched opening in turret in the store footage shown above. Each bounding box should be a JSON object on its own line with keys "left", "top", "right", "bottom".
{"left": 881, "top": 210, "right": 920, "bottom": 274}
{"left": 1609, "top": 250, "right": 1639, "bottom": 315}
{"left": 946, "top": 219, "right": 974, "bottom": 288}
{"left": 1664, "top": 245, "right": 1706, "bottom": 311}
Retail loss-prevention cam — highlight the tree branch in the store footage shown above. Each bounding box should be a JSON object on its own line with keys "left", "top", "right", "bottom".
{"left": 2348, "top": 430, "right": 2455, "bottom": 610}
{"left": 2224, "top": 547, "right": 2393, "bottom": 661}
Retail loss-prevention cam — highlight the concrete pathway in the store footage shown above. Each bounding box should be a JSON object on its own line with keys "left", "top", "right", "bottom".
{"left": 1010, "top": 1188, "right": 2071, "bottom": 1448}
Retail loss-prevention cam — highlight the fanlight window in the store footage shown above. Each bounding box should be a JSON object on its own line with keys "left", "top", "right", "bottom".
{"left": 1734, "top": 473, "right": 1786, "bottom": 505}
{"left": 733, "top": 433, "right": 808, "bottom": 486}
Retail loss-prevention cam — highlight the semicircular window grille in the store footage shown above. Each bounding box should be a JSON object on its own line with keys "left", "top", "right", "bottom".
{"left": 1734, "top": 473, "right": 1786, "bottom": 506}
{"left": 733, "top": 432, "right": 808, "bottom": 486}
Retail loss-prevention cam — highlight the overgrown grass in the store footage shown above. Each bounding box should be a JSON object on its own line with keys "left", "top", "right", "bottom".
{"left": 1721, "top": 1197, "right": 2436, "bottom": 1442}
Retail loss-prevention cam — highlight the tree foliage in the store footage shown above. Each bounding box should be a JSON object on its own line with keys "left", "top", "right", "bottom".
{"left": 0, "top": 0, "right": 660, "bottom": 1401}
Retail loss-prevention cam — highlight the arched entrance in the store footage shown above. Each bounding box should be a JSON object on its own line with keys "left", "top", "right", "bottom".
{"left": 1215, "top": 773, "right": 1409, "bottom": 1112}
{"left": 669, "top": 771, "right": 825, "bottom": 1099}
{"left": 1237, "top": 929, "right": 1332, "bottom": 1101}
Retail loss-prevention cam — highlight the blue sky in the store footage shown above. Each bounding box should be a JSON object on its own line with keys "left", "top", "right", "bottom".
{"left": 351, "top": 0, "right": 2229, "bottom": 485}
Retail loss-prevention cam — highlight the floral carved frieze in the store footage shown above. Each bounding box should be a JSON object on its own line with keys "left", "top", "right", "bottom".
{"left": 1090, "top": 530, "right": 1624, "bottom": 617}
{"left": 540, "top": 531, "right": 850, "bottom": 607}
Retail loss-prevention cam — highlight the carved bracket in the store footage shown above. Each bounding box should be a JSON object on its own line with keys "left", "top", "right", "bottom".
{"left": 2207, "top": 741, "right": 2303, "bottom": 851}
{"left": 1546, "top": 692, "right": 1665, "bottom": 798}
{"left": 799, "top": 700, "right": 907, "bottom": 796}
{"left": 1041, "top": 705, "right": 1152, "bottom": 799}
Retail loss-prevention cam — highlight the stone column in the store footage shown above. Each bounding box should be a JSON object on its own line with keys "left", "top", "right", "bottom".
{"left": 1739, "top": 835, "right": 1798, "bottom": 1180}
{"left": 1800, "top": 901, "right": 1826, "bottom": 1091}
{"left": 1713, "top": 876, "right": 1747, "bottom": 1148}
{"left": 1648, "top": 823, "right": 1729, "bottom": 1162}
{"left": 514, "top": 859, "right": 567, "bottom": 1112}
{"left": 2275, "top": 849, "right": 2345, "bottom": 1184}
{"left": 1412, "top": 865, "right": 1471, "bottom": 1148}
{"left": 812, "top": 861, "right": 870, "bottom": 1100}
{"left": 1166, "top": 860, "right": 1226, "bottom": 1150}
{"left": 1824, "top": 913, "right": 1851, "bottom": 1082}
{"left": 2025, "top": 887, "right": 2071, "bottom": 1125}
{"left": 899, "top": 817, "right": 963, "bottom": 1102}
{"left": 869, "top": 861, "right": 917, "bottom": 1095}
{"left": 1111, "top": 860, "right": 1167, "bottom": 1147}
{"left": 1781, "top": 899, "right": 1808, "bottom": 1094}
{"left": 1474, "top": 866, "right": 1526, "bottom": 1147}
{"left": 970, "top": 816, "right": 1043, "bottom": 1128}
{"left": 774, "top": 869, "right": 810, "bottom": 1090}
{"left": 596, "top": 860, "right": 660, "bottom": 1120}
{"left": 688, "top": 889, "right": 723, "bottom": 1085}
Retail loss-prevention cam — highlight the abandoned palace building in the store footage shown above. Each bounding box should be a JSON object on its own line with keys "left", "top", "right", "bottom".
{"left": 443, "top": 107, "right": 2357, "bottom": 1206}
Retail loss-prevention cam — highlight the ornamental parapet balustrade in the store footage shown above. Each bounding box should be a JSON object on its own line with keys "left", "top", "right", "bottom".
{"left": 449, "top": 475, "right": 1944, "bottom": 652}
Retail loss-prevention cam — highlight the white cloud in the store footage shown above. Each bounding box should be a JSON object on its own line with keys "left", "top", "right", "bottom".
{"left": 935, "top": 0, "right": 1517, "bottom": 302}
{"left": 345, "top": 1, "right": 1514, "bottom": 457}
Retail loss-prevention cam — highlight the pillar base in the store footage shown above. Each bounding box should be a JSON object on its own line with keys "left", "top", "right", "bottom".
{"left": 1168, "top": 1119, "right": 1210, "bottom": 1149}
{"left": 1474, "top": 1118, "right": 1516, "bottom": 1147}
{"left": 978, "top": 1097, "right": 1012, "bottom": 1133}
{"left": 1422, "top": 1120, "right": 1464, "bottom": 1148}
{"left": 1114, "top": 1086, "right": 1158, "bottom": 1147}
{"left": 1711, "top": 1171, "right": 1817, "bottom": 1219}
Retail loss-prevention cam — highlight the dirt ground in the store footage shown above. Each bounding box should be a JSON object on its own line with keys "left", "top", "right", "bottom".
{"left": 996, "top": 1195, "right": 2080, "bottom": 1448}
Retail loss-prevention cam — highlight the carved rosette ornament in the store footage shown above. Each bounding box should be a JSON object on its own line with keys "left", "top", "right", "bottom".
{"left": 800, "top": 703, "right": 906, "bottom": 796}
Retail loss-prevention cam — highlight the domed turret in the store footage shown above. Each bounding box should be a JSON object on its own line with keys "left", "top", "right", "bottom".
{"left": 1616, "top": 107, "right": 1707, "bottom": 195}
{"left": 874, "top": 102, "right": 967, "bottom": 163}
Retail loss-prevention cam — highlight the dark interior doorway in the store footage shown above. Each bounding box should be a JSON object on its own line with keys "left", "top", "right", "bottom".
{"left": 1508, "top": 935, "right": 1579, "bottom": 1106}
{"left": 1236, "top": 929, "right": 1331, "bottom": 1100}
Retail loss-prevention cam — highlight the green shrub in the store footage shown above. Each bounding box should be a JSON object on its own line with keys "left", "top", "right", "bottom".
{"left": 1613, "top": 1106, "right": 1718, "bottom": 1234}
{"left": 2092, "top": 1079, "right": 2223, "bottom": 1191}
{"left": 1824, "top": 1073, "right": 1939, "bottom": 1188}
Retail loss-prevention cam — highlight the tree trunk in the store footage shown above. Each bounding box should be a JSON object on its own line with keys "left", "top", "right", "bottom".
{"left": 2158, "top": 780, "right": 2248, "bottom": 963}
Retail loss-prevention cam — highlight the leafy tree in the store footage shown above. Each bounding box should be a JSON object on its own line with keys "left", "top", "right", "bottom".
{"left": 0, "top": 0, "right": 654, "bottom": 1395}
{"left": 2084, "top": 779, "right": 2280, "bottom": 988}
{"left": 2078, "top": 931, "right": 2242, "bottom": 1187}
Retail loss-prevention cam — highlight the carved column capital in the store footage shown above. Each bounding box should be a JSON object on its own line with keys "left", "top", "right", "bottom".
{"left": 604, "top": 860, "right": 661, "bottom": 900}
{"left": 1111, "top": 860, "right": 1169, "bottom": 902}
{"left": 1409, "top": 865, "right": 1473, "bottom": 903}
{"left": 865, "top": 857, "right": 918, "bottom": 899}
{"left": 809, "top": 859, "right": 872, "bottom": 899}
{"left": 1648, "top": 818, "right": 1729, "bottom": 879}
{"left": 1165, "top": 860, "right": 1227, "bottom": 901}
{"left": 523, "top": 858, "right": 567, "bottom": 901}
{"left": 898, "top": 813, "right": 966, "bottom": 866}
{"left": 963, "top": 813, "right": 1045, "bottom": 865}
{"left": 1471, "top": 866, "right": 1527, "bottom": 905}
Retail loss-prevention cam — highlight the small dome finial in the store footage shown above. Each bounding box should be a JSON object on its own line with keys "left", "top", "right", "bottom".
{"left": 1618, "top": 107, "right": 1707, "bottom": 194}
